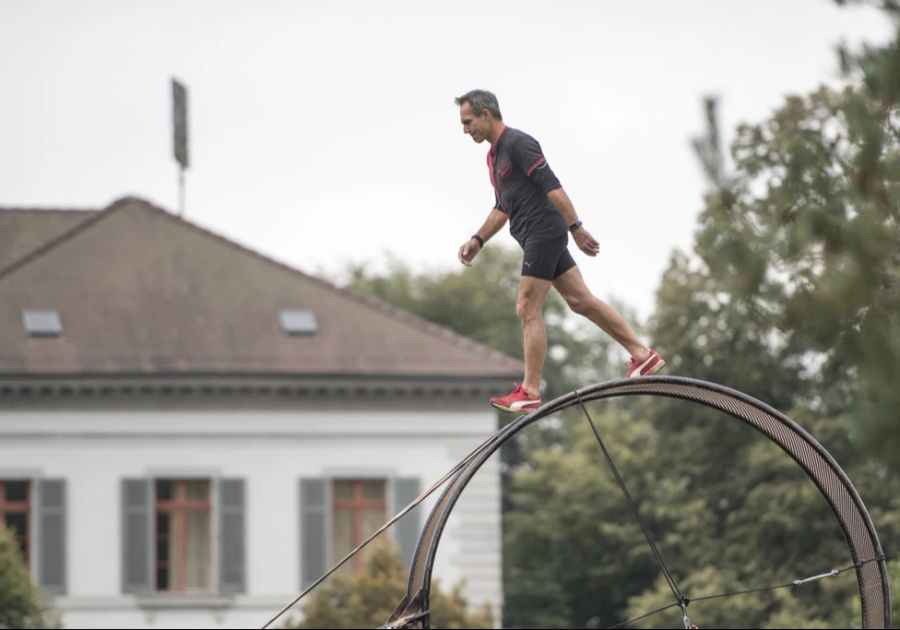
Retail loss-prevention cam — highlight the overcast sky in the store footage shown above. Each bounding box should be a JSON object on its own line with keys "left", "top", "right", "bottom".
{"left": 0, "top": 0, "right": 893, "bottom": 320}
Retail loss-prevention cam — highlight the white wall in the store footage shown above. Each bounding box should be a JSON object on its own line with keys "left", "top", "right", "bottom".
{"left": 0, "top": 398, "right": 503, "bottom": 628}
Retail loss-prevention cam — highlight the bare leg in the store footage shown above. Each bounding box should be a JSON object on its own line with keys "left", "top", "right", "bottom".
{"left": 553, "top": 266, "right": 650, "bottom": 359}
{"left": 517, "top": 275, "right": 553, "bottom": 395}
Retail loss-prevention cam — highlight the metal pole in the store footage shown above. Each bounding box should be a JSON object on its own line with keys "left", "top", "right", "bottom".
{"left": 178, "top": 166, "right": 185, "bottom": 217}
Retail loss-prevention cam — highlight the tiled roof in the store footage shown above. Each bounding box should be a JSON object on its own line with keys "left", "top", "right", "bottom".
{"left": 0, "top": 197, "right": 522, "bottom": 381}
{"left": 0, "top": 207, "right": 99, "bottom": 270}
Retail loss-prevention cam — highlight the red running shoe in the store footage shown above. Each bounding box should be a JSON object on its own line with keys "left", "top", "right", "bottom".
{"left": 626, "top": 349, "right": 665, "bottom": 378}
{"left": 490, "top": 383, "right": 542, "bottom": 413}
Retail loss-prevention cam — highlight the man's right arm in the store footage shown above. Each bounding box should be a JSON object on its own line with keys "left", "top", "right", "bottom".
{"left": 458, "top": 207, "right": 508, "bottom": 266}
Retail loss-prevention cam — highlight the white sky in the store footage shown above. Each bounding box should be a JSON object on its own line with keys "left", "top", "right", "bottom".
{"left": 0, "top": 0, "right": 893, "bottom": 320}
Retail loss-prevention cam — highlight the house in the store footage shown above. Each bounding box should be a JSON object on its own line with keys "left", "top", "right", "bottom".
{"left": 0, "top": 197, "right": 521, "bottom": 628}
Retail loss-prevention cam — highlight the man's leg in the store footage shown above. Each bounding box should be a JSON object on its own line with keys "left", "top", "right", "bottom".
{"left": 517, "top": 274, "right": 553, "bottom": 396}
{"left": 553, "top": 265, "right": 650, "bottom": 359}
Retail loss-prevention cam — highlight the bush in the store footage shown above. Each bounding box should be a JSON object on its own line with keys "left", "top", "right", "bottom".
{"left": 0, "top": 524, "right": 59, "bottom": 628}
{"left": 284, "top": 539, "right": 493, "bottom": 629}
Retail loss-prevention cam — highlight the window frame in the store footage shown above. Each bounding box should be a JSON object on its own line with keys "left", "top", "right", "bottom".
{"left": 154, "top": 478, "right": 213, "bottom": 593}
{"left": 331, "top": 478, "right": 387, "bottom": 574}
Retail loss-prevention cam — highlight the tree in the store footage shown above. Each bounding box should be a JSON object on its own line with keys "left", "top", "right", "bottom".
{"left": 343, "top": 246, "right": 622, "bottom": 401}
{"left": 336, "top": 14, "right": 900, "bottom": 623}
{"left": 504, "top": 4, "right": 900, "bottom": 626}
{"left": 890, "top": 559, "right": 900, "bottom": 624}
{"left": 502, "top": 408, "right": 663, "bottom": 628}
{"left": 616, "top": 5, "right": 900, "bottom": 623}
{"left": 686, "top": 9, "right": 900, "bottom": 467}
{"left": 284, "top": 539, "right": 493, "bottom": 629}
{"left": 343, "top": 246, "right": 624, "bottom": 511}
{"left": 0, "top": 524, "right": 59, "bottom": 629}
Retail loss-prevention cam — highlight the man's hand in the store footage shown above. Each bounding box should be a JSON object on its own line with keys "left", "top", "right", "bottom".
{"left": 458, "top": 237, "right": 481, "bottom": 266}
{"left": 572, "top": 226, "right": 600, "bottom": 256}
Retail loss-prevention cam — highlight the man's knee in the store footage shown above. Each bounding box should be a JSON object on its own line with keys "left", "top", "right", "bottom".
{"left": 515, "top": 298, "right": 532, "bottom": 322}
{"left": 557, "top": 286, "right": 590, "bottom": 316}
{"left": 569, "top": 293, "right": 596, "bottom": 317}
{"left": 516, "top": 294, "right": 543, "bottom": 323}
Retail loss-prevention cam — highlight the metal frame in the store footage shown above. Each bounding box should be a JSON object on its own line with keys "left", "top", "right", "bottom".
{"left": 383, "top": 376, "right": 891, "bottom": 629}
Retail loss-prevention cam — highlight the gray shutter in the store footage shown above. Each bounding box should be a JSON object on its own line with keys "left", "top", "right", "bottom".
{"left": 392, "top": 477, "right": 421, "bottom": 568}
{"left": 37, "top": 479, "right": 66, "bottom": 595}
{"left": 219, "top": 479, "right": 245, "bottom": 594}
{"left": 121, "top": 479, "right": 152, "bottom": 593}
{"left": 300, "top": 478, "right": 328, "bottom": 589}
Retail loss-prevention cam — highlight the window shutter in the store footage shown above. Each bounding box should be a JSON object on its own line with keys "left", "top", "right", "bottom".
{"left": 219, "top": 479, "right": 245, "bottom": 594}
{"left": 37, "top": 479, "right": 66, "bottom": 595}
{"left": 392, "top": 477, "right": 421, "bottom": 568}
{"left": 300, "top": 478, "right": 328, "bottom": 589}
{"left": 121, "top": 478, "right": 152, "bottom": 593}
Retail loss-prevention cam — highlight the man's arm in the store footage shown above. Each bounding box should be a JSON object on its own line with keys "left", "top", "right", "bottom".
{"left": 547, "top": 187, "right": 600, "bottom": 257}
{"left": 458, "top": 207, "right": 508, "bottom": 266}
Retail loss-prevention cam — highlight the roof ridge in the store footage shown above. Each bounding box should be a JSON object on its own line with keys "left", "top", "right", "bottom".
{"left": 0, "top": 196, "right": 520, "bottom": 368}
{"left": 0, "top": 199, "right": 133, "bottom": 280}
{"left": 338, "top": 285, "right": 518, "bottom": 363}
{"left": 0, "top": 207, "right": 99, "bottom": 214}
{"left": 135, "top": 199, "right": 520, "bottom": 366}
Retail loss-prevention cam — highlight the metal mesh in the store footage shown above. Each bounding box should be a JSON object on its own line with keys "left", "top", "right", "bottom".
{"left": 390, "top": 377, "right": 890, "bottom": 629}
{"left": 590, "top": 379, "right": 888, "bottom": 629}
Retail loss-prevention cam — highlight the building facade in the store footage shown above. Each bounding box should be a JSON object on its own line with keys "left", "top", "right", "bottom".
{"left": 0, "top": 198, "right": 520, "bottom": 628}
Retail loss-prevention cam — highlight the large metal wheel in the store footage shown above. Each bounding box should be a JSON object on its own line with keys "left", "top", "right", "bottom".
{"left": 383, "top": 376, "right": 891, "bottom": 629}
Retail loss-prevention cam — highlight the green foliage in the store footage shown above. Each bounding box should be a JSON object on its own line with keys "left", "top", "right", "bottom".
{"left": 284, "top": 539, "right": 492, "bottom": 629}
{"left": 343, "top": 246, "right": 624, "bottom": 511}
{"left": 890, "top": 559, "right": 900, "bottom": 624}
{"left": 337, "top": 11, "right": 900, "bottom": 627}
{"left": 344, "top": 250, "right": 523, "bottom": 362}
{"left": 504, "top": 4, "right": 900, "bottom": 625}
{"left": 611, "top": 7, "right": 900, "bottom": 624}
{"left": 686, "top": 20, "right": 900, "bottom": 467}
{"left": 502, "top": 396, "right": 900, "bottom": 628}
{"left": 502, "top": 409, "right": 662, "bottom": 628}
{"left": 0, "top": 524, "right": 59, "bottom": 629}
{"left": 343, "top": 246, "right": 621, "bottom": 401}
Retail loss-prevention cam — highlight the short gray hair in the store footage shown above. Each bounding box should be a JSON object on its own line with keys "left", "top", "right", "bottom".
{"left": 455, "top": 90, "right": 503, "bottom": 121}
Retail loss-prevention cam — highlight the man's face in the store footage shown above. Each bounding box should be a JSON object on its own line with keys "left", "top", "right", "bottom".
{"left": 460, "top": 102, "right": 491, "bottom": 144}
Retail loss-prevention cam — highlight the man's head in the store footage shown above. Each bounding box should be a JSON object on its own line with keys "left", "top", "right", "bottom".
{"left": 456, "top": 89, "right": 503, "bottom": 144}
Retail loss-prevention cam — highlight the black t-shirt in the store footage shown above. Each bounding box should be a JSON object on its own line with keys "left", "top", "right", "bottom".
{"left": 487, "top": 126, "right": 566, "bottom": 245}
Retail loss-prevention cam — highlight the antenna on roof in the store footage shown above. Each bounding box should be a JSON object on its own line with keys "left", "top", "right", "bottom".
{"left": 171, "top": 77, "right": 190, "bottom": 216}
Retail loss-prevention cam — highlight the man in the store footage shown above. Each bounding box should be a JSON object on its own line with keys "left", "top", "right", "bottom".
{"left": 455, "top": 89, "right": 664, "bottom": 413}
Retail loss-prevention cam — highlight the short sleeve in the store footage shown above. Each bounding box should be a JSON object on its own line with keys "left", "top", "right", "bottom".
{"left": 494, "top": 191, "right": 507, "bottom": 213}
{"left": 510, "top": 135, "right": 561, "bottom": 193}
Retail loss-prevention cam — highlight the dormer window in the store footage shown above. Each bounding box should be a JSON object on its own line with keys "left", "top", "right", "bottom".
{"left": 22, "top": 310, "right": 62, "bottom": 337}
{"left": 279, "top": 309, "right": 318, "bottom": 336}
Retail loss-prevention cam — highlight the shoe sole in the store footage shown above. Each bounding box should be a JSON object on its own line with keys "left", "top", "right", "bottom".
{"left": 490, "top": 401, "right": 542, "bottom": 414}
{"left": 645, "top": 358, "right": 665, "bottom": 375}
{"left": 628, "top": 354, "right": 665, "bottom": 378}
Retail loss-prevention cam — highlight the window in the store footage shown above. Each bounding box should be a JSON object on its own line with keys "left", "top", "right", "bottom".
{"left": 155, "top": 479, "right": 211, "bottom": 592}
{"left": 0, "top": 480, "right": 31, "bottom": 565}
{"left": 122, "top": 478, "right": 244, "bottom": 595}
{"left": 301, "top": 476, "right": 419, "bottom": 590}
{"left": 21, "top": 310, "right": 63, "bottom": 337}
{"left": 279, "top": 309, "right": 319, "bottom": 336}
{"left": 331, "top": 479, "right": 386, "bottom": 574}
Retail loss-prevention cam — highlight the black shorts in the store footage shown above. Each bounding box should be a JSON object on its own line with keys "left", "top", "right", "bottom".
{"left": 521, "top": 234, "right": 577, "bottom": 280}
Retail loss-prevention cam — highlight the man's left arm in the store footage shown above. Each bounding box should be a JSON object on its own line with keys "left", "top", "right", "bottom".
{"left": 547, "top": 188, "right": 600, "bottom": 257}
{"left": 512, "top": 135, "right": 601, "bottom": 257}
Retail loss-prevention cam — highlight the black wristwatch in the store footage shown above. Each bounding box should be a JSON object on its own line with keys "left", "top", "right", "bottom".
{"left": 568, "top": 220, "right": 583, "bottom": 232}
{"left": 471, "top": 234, "right": 485, "bottom": 247}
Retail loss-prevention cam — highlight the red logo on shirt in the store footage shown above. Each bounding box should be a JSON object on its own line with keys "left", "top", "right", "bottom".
{"left": 498, "top": 159, "right": 512, "bottom": 178}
